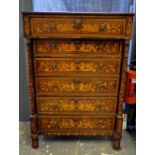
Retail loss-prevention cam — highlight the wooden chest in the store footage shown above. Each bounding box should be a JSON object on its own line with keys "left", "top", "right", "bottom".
{"left": 23, "top": 12, "right": 134, "bottom": 149}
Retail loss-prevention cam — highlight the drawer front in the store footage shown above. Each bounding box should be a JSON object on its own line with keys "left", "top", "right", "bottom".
{"left": 38, "top": 116, "right": 115, "bottom": 131}
{"left": 34, "top": 40, "right": 122, "bottom": 57}
{"left": 34, "top": 58, "right": 121, "bottom": 75}
{"left": 37, "top": 97, "right": 117, "bottom": 114}
{"left": 35, "top": 77, "right": 119, "bottom": 96}
{"left": 31, "top": 17, "right": 125, "bottom": 38}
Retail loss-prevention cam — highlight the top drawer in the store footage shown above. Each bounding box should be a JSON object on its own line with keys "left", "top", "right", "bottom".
{"left": 23, "top": 14, "right": 133, "bottom": 39}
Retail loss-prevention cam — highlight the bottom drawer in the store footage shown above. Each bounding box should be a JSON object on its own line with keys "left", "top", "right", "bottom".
{"left": 38, "top": 115, "right": 115, "bottom": 133}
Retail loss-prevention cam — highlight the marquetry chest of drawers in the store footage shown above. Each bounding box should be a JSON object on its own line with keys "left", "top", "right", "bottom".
{"left": 23, "top": 12, "right": 133, "bottom": 149}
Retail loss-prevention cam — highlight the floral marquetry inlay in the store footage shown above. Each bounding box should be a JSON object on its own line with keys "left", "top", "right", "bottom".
{"left": 80, "top": 22, "right": 122, "bottom": 34}
{"left": 39, "top": 117, "right": 115, "bottom": 130}
{"left": 35, "top": 40, "right": 121, "bottom": 55}
{"left": 36, "top": 78, "right": 118, "bottom": 94}
{"left": 31, "top": 18, "right": 124, "bottom": 36}
{"left": 37, "top": 98, "right": 117, "bottom": 114}
{"left": 35, "top": 59, "right": 120, "bottom": 74}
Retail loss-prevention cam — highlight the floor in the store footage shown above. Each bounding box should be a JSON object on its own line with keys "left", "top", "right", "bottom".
{"left": 19, "top": 122, "right": 136, "bottom": 155}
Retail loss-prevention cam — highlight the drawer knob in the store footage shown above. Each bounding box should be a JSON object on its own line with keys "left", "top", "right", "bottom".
{"left": 75, "top": 59, "right": 81, "bottom": 65}
{"left": 51, "top": 63, "right": 57, "bottom": 70}
{"left": 51, "top": 42, "right": 57, "bottom": 48}
{"left": 49, "top": 24, "right": 56, "bottom": 31}
{"left": 74, "top": 79, "right": 81, "bottom": 84}
{"left": 100, "top": 24, "right": 106, "bottom": 31}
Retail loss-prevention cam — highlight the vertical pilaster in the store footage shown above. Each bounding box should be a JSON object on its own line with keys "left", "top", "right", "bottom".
{"left": 118, "top": 40, "right": 129, "bottom": 115}
{"left": 26, "top": 39, "right": 39, "bottom": 148}
{"left": 114, "top": 40, "right": 129, "bottom": 149}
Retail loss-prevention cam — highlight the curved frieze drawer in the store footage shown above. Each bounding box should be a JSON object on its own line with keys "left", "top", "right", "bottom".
{"left": 34, "top": 58, "right": 121, "bottom": 75}
{"left": 23, "top": 14, "right": 133, "bottom": 39}
{"left": 31, "top": 17, "right": 125, "bottom": 36}
{"left": 25, "top": 16, "right": 132, "bottom": 38}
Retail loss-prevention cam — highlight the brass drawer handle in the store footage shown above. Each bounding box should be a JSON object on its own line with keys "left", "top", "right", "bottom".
{"left": 73, "top": 118, "right": 79, "bottom": 122}
{"left": 74, "top": 18, "right": 82, "bottom": 29}
{"left": 51, "top": 103, "right": 59, "bottom": 110}
{"left": 97, "top": 82, "right": 108, "bottom": 89}
{"left": 74, "top": 40, "right": 81, "bottom": 44}
{"left": 74, "top": 40, "right": 81, "bottom": 50}
{"left": 51, "top": 42, "right": 57, "bottom": 48}
{"left": 96, "top": 104, "right": 103, "bottom": 110}
{"left": 96, "top": 121, "right": 102, "bottom": 126}
{"left": 74, "top": 79, "right": 81, "bottom": 84}
{"left": 97, "top": 44, "right": 105, "bottom": 51}
{"left": 98, "top": 64, "right": 105, "bottom": 70}
{"left": 51, "top": 63, "right": 57, "bottom": 70}
{"left": 100, "top": 24, "right": 106, "bottom": 31}
{"left": 76, "top": 18, "right": 81, "bottom": 25}
{"left": 51, "top": 83, "right": 58, "bottom": 89}
{"left": 74, "top": 98, "right": 79, "bottom": 103}
{"left": 75, "top": 59, "right": 81, "bottom": 65}
{"left": 49, "top": 24, "right": 56, "bottom": 31}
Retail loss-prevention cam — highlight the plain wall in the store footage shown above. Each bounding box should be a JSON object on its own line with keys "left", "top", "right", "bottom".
{"left": 19, "top": 0, "right": 32, "bottom": 121}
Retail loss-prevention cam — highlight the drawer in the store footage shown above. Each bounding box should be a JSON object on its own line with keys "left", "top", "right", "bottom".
{"left": 38, "top": 115, "right": 115, "bottom": 131}
{"left": 34, "top": 58, "right": 121, "bottom": 75}
{"left": 31, "top": 16, "right": 126, "bottom": 38}
{"left": 35, "top": 77, "right": 119, "bottom": 96}
{"left": 34, "top": 40, "right": 122, "bottom": 57}
{"left": 37, "top": 97, "right": 117, "bottom": 115}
